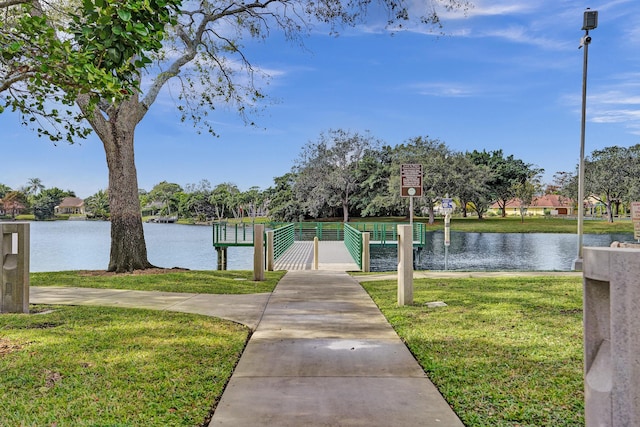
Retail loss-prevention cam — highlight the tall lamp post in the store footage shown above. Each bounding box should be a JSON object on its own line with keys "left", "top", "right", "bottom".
{"left": 573, "top": 8, "right": 598, "bottom": 271}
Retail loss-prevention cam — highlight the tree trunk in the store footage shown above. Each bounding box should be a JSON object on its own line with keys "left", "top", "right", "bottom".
{"left": 607, "top": 201, "right": 614, "bottom": 223}
{"left": 82, "top": 95, "right": 155, "bottom": 273}
{"left": 343, "top": 199, "right": 349, "bottom": 223}
{"left": 105, "top": 123, "right": 154, "bottom": 272}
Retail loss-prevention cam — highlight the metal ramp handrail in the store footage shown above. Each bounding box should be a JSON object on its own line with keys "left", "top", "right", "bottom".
{"left": 273, "top": 223, "right": 295, "bottom": 260}
{"left": 343, "top": 223, "right": 363, "bottom": 269}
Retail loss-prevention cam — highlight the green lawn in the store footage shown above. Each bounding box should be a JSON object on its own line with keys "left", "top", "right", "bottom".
{"left": 0, "top": 305, "right": 248, "bottom": 426}
{"left": 360, "top": 276, "right": 584, "bottom": 427}
{"left": 352, "top": 215, "right": 633, "bottom": 234}
{"left": 30, "top": 269, "right": 285, "bottom": 294}
{"left": 6, "top": 271, "right": 588, "bottom": 425}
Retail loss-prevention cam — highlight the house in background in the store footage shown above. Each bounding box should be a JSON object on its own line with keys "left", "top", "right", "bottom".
{"left": 55, "top": 197, "right": 85, "bottom": 215}
{"left": 0, "top": 198, "right": 26, "bottom": 217}
{"left": 490, "top": 194, "right": 575, "bottom": 217}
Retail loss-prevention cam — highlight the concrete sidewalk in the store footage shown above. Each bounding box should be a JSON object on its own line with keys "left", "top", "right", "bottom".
{"left": 30, "top": 287, "right": 271, "bottom": 330}
{"left": 209, "top": 270, "right": 463, "bottom": 426}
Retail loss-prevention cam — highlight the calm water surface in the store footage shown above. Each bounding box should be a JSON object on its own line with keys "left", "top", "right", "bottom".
{"left": 371, "top": 230, "right": 634, "bottom": 271}
{"left": 28, "top": 221, "right": 252, "bottom": 272}
{"left": 23, "top": 221, "right": 634, "bottom": 272}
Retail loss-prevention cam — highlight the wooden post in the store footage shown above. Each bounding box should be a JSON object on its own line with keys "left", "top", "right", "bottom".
{"left": 266, "top": 230, "right": 274, "bottom": 271}
{"left": 313, "top": 237, "right": 319, "bottom": 270}
{"left": 397, "top": 224, "right": 413, "bottom": 306}
{"left": 253, "top": 224, "right": 265, "bottom": 281}
{"left": 362, "top": 232, "right": 370, "bottom": 273}
{"left": 216, "top": 247, "right": 227, "bottom": 270}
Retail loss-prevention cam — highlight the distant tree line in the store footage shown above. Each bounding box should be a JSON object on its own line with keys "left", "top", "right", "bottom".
{"left": 2, "top": 132, "right": 640, "bottom": 224}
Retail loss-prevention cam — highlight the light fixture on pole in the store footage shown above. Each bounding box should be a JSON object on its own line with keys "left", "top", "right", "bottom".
{"left": 573, "top": 8, "right": 598, "bottom": 271}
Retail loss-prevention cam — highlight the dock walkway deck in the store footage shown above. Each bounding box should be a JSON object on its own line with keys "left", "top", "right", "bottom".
{"left": 274, "top": 241, "right": 360, "bottom": 271}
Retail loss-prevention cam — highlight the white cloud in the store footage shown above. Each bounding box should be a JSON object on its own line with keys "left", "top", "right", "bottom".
{"left": 412, "top": 82, "right": 478, "bottom": 97}
{"left": 463, "top": 1, "right": 536, "bottom": 18}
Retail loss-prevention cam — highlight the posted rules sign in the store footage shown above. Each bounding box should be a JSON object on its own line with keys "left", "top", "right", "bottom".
{"left": 401, "top": 164, "right": 423, "bottom": 197}
{"left": 632, "top": 202, "right": 640, "bottom": 240}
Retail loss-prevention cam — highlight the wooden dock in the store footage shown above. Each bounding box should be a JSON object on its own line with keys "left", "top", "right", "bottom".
{"left": 274, "top": 241, "right": 360, "bottom": 271}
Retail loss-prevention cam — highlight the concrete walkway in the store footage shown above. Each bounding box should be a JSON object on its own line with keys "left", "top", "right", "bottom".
{"left": 30, "top": 287, "right": 271, "bottom": 330}
{"left": 209, "top": 270, "right": 464, "bottom": 426}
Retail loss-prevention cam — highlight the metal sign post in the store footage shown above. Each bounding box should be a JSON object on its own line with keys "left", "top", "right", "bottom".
{"left": 401, "top": 164, "right": 423, "bottom": 226}
{"left": 442, "top": 198, "right": 453, "bottom": 270}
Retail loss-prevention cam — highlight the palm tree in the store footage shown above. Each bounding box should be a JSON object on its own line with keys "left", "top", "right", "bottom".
{"left": 85, "top": 190, "right": 110, "bottom": 220}
{"left": 26, "top": 178, "right": 44, "bottom": 196}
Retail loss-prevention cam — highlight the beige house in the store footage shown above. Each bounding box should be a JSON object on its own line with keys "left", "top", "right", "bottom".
{"left": 55, "top": 197, "right": 85, "bottom": 215}
{"left": 490, "top": 194, "right": 575, "bottom": 216}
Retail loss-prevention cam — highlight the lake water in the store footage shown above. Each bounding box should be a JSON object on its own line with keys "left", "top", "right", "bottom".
{"left": 25, "top": 221, "right": 253, "bottom": 272}
{"left": 13, "top": 221, "right": 635, "bottom": 272}
{"left": 370, "top": 231, "right": 634, "bottom": 272}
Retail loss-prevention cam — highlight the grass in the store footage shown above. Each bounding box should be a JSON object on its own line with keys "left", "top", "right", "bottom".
{"left": 30, "top": 270, "right": 286, "bottom": 294}
{"left": 0, "top": 305, "right": 248, "bottom": 426}
{"left": 360, "top": 276, "right": 584, "bottom": 427}
{"left": 355, "top": 215, "right": 633, "bottom": 234}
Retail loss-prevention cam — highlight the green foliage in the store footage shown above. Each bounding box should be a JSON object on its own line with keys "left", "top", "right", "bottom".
{"left": 70, "top": 0, "right": 181, "bottom": 82}
{"left": 0, "top": 183, "right": 11, "bottom": 198}
{"left": 294, "top": 129, "right": 377, "bottom": 221}
{"left": 32, "top": 195, "right": 57, "bottom": 220}
{"left": 85, "top": 189, "right": 110, "bottom": 219}
{"left": 1, "top": 0, "right": 181, "bottom": 142}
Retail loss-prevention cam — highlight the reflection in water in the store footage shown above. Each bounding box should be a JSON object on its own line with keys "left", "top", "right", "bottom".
{"left": 25, "top": 221, "right": 634, "bottom": 272}
{"left": 28, "top": 221, "right": 253, "bottom": 272}
{"left": 371, "top": 231, "right": 634, "bottom": 272}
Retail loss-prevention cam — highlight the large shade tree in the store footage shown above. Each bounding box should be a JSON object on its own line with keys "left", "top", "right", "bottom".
{"left": 294, "top": 129, "right": 378, "bottom": 222}
{"left": 584, "top": 145, "right": 640, "bottom": 222}
{"left": 1, "top": 0, "right": 470, "bottom": 272}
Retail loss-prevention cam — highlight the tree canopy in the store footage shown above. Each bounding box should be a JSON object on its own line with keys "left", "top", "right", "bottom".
{"left": 2, "top": 0, "right": 471, "bottom": 271}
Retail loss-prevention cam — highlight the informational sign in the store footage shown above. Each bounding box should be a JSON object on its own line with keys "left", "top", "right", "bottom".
{"left": 632, "top": 202, "right": 640, "bottom": 240}
{"left": 401, "top": 164, "right": 423, "bottom": 197}
{"left": 442, "top": 198, "right": 453, "bottom": 210}
{"left": 632, "top": 202, "right": 640, "bottom": 221}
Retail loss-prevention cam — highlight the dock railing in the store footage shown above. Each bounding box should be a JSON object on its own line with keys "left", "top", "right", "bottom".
{"left": 344, "top": 223, "right": 363, "bottom": 269}
{"left": 213, "top": 221, "right": 425, "bottom": 249}
{"left": 273, "top": 223, "right": 295, "bottom": 260}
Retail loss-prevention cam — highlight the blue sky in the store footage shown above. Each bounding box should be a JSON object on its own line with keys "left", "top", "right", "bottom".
{"left": 2, "top": 0, "right": 640, "bottom": 198}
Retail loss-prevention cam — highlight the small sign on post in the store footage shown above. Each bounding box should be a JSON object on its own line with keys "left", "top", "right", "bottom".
{"left": 401, "top": 164, "right": 422, "bottom": 225}
{"left": 632, "top": 202, "right": 640, "bottom": 241}
{"left": 400, "top": 164, "right": 423, "bottom": 197}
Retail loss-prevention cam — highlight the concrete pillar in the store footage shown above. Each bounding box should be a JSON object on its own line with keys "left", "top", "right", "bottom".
{"left": 266, "top": 230, "right": 274, "bottom": 271}
{"left": 397, "top": 225, "right": 413, "bottom": 306}
{"left": 253, "top": 224, "right": 264, "bottom": 281}
{"left": 313, "top": 237, "right": 319, "bottom": 270}
{"left": 362, "top": 232, "right": 370, "bottom": 273}
{"left": 0, "top": 223, "right": 30, "bottom": 314}
{"left": 583, "top": 246, "right": 640, "bottom": 427}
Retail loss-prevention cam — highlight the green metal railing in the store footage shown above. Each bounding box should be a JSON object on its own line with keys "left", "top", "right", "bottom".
{"left": 212, "top": 222, "right": 255, "bottom": 246}
{"left": 343, "top": 223, "right": 363, "bottom": 269}
{"left": 349, "top": 222, "right": 425, "bottom": 246}
{"left": 213, "top": 221, "right": 426, "bottom": 249}
{"left": 273, "top": 223, "right": 295, "bottom": 260}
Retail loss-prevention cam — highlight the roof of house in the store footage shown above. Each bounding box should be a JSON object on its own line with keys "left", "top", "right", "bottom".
{"left": 491, "top": 194, "right": 574, "bottom": 209}
{"left": 57, "top": 197, "right": 84, "bottom": 208}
